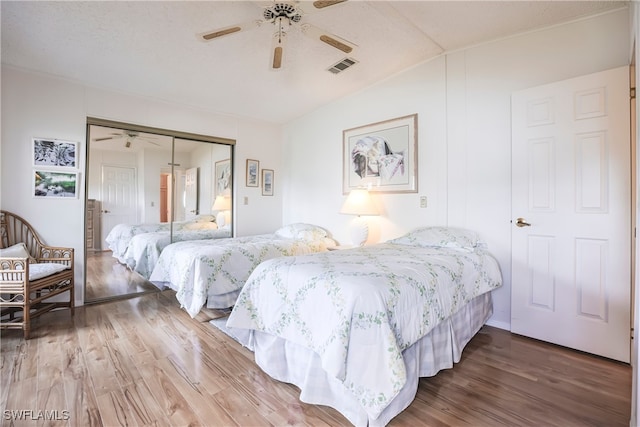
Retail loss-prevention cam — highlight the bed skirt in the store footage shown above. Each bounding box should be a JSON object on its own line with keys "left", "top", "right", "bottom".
{"left": 243, "top": 292, "right": 493, "bottom": 427}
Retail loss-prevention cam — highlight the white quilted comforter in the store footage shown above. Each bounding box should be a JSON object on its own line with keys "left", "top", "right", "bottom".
{"left": 149, "top": 234, "right": 334, "bottom": 317}
{"left": 227, "top": 243, "right": 502, "bottom": 421}
{"left": 123, "top": 227, "right": 232, "bottom": 279}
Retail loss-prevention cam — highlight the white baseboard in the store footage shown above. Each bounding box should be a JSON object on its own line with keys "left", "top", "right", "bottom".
{"left": 485, "top": 318, "right": 510, "bottom": 331}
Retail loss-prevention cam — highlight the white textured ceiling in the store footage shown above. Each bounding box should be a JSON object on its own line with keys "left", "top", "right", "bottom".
{"left": 1, "top": 1, "right": 627, "bottom": 124}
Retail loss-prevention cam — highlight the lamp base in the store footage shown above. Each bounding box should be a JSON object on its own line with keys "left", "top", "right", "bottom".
{"left": 216, "top": 211, "right": 226, "bottom": 228}
{"left": 349, "top": 216, "right": 369, "bottom": 247}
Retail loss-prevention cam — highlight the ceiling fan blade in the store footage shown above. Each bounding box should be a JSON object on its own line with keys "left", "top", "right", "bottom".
{"left": 300, "top": 23, "right": 357, "bottom": 54}
{"left": 198, "top": 20, "right": 263, "bottom": 42}
{"left": 320, "top": 35, "right": 353, "bottom": 54}
{"left": 93, "top": 136, "right": 119, "bottom": 142}
{"left": 138, "top": 138, "right": 162, "bottom": 146}
{"left": 270, "top": 29, "right": 287, "bottom": 70}
{"left": 313, "top": 0, "right": 347, "bottom": 9}
{"left": 272, "top": 46, "right": 283, "bottom": 69}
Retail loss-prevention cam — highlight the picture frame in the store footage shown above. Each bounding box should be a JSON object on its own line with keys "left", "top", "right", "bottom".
{"left": 262, "top": 169, "right": 274, "bottom": 196}
{"left": 32, "top": 138, "right": 78, "bottom": 169}
{"left": 246, "top": 159, "right": 259, "bottom": 187}
{"left": 342, "top": 114, "right": 418, "bottom": 194}
{"left": 33, "top": 169, "right": 79, "bottom": 198}
{"left": 214, "top": 159, "right": 231, "bottom": 197}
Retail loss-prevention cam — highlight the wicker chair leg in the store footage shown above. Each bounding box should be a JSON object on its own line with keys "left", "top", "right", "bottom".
{"left": 70, "top": 278, "right": 75, "bottom": 317}
{"left": 23, "top": 298, "right": 30, "bottom": 340}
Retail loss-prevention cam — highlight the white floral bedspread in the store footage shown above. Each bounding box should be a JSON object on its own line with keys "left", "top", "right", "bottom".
{"left": 149, "top": 234, "right": 333, "bottom": 317}
{"left": 123, "top": 228, "right": 232, "bottom": 279}
{"left": 227, "top": 243, "right": 502, "bottom": 420}
{"left": 106, "top": 222, "right": 172, "bottom": 261}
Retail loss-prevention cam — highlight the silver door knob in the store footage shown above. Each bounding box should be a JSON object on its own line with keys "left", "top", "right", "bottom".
{"left": 515, "top": 217, "right": 531, "bottom": 227}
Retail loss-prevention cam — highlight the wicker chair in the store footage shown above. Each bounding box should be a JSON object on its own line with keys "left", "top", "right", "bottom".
{"left": 0, "top": 210, "right": 74, "bottom": 339}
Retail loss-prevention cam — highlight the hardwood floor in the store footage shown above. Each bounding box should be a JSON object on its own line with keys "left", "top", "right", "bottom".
{"left": 1, "top": 291, "right": 631, "bottom": 426}
{"left": 85, "top": 251, "right": 159, "bottom": 302}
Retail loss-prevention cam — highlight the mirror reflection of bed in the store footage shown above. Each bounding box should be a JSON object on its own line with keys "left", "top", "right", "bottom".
{"left": 85, "top": 121, "right": 234, "bottom": 303}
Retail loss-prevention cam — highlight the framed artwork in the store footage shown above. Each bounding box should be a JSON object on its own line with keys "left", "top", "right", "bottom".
{"left": 342, "top": 114, "right": 418, "bottom": 194}
{"left": 33, "top": 170, "right": 79, "bottom": 198}
{"left": 262, "top": 169, "right": 274, "bottom": 196}
{"left": 32, "top": 138, "right": 78, "bottom": 169}
{"left": 246, "top": 159, "right": 259, "bottom": 187}
{"left": 215, "top": 159, "right": 231, "bottom": 196}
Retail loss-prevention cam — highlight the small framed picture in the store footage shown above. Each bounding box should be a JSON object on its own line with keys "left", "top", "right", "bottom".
{"left": 33, "top": 169, "right": 79, "bottom": 198}
{"left": 262, "top": 169, "right": 274, "bottom": 196}
{"left": 32, "top": 138, "right": 78, "bottom": 169}
{"left": 246, "top": 159, "right": 259, "bottom": 187}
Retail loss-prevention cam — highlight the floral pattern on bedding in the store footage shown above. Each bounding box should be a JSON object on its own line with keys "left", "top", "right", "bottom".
{"left": 105, "top": 220, "right": 198, "bottom": 262}
{"left": 123, "top": 227, "right": 232, "bottom": 279}
{"left": 227, "top": 243, "right": 502, "bottom": 420}
{"left": 149, "top": 234, "right": 333, "bottom": 317}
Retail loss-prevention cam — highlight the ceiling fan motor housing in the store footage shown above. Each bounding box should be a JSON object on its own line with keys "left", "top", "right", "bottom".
{"left": 263, "top": 3, "right": 302, "bottom": 23}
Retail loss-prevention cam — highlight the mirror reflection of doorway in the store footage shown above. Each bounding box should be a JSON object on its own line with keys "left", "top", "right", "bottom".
{"left": 85, "top": 119, "right": 234, "bottom": 304}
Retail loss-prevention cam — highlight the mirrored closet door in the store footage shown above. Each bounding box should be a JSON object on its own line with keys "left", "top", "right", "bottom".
{"left": 85, "top": 119, "right": 234, "bottom": 303}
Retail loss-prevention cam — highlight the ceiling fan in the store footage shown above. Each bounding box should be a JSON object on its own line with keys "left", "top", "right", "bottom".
{"left": 93, "top": 131, "right": 161, "bottom": 149}
{"left": 199, "top": 0, "right": 355, "bottom": 69}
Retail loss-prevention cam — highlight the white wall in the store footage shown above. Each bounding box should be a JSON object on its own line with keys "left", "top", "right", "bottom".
{"left": 282, "top": 8, "right": 631, "bottom": 329}
{"left": 1, "top": 66, "right": 284, "bottom": 305}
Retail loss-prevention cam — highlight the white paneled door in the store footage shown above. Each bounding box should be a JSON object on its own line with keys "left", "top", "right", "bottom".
{"left": 511, "top": 66, "right": 631, "bottom": 362}
{"left": 101, "top": 165, "right": 138, "bottom": 247}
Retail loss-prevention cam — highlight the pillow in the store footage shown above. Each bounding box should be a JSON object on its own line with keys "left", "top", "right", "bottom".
{"left": 389, "top": 226, "right": 481, "bottom": 251}
{"left": 183, "top": 221, "right": 219, "bottom": 231}
{"left": 194, "top": 214, "right": 216, "bottom": 223}
{"left": 29, "top": 263, "right": 70, "bottom": 281}
{"left": 0, "top": 243, "right": 36, "bottom": 263}
{"left": 275, "top": 223, "right": 329, "bottom": 241}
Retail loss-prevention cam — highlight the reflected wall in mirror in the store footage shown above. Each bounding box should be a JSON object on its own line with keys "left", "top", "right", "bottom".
{"left": 85, "top": 123, "right": 234, "bottom": 303}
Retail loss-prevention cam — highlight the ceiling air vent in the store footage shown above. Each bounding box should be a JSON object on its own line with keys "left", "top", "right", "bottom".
{"left": 327, "top": 57, "right": 358, "bottom": 74}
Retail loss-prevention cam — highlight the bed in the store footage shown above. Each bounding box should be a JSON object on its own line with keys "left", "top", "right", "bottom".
{"left": 149, "top": 223, "right": 336, "bottom": 317}
{"left": 121, "top": 226, "right": 232, "bottom": 279}
{"left": 104, "top": 215, "right": 219, "bottom": 263}
{"left": 226, "top": 227, "right": 503, "bottom": 427}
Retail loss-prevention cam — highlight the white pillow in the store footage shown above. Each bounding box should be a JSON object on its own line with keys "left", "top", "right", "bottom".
{"left": 389, "top": 226, "right": 481, "bottom": 251}
{"left": 183, "top": 221, "right": 219, "bottom": 231}
{"left": 29, "top": 263, "right": 70, "bottom": 281}
{"left": 0, "top": 243, "right": 36, "bottom": 263}
{"left": 275, "top": 223, "right": 329, "bottom": 241}
{"left": 194, "top": 215, "right": 216, "bottom": 223}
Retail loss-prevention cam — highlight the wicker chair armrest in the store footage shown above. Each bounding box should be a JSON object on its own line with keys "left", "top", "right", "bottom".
{"left": 36, "top": 246, "right": 74, "bottom": 267}
{"left": 0, "top": 258, "right": 28, "bottom": 283}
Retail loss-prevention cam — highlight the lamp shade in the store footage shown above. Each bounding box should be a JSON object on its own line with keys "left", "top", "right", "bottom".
{"left": 340, "top": 189, "right": 379, "bottom": 216}
{"left": 212, "top": 195, "right": 231, "bottom": 211}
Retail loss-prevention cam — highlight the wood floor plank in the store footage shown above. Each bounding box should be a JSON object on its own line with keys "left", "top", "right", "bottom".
{"left": 104, "top": 338, "right": 143, "bottom": 388}
{"left": 96, "top": 389, "right": 138, "bottom": 427}
{"left": 63, "top": 378, "right": 103, "bottom": 427}
{"left": 1, "top": 291, "right": 632, "bottom": 427}
{"left": 135, "top": 357, "right": 206, "bottom": 426}
{"left": 121, "top": 381, "right": 171, "bottom": 427}
{"left": 3, "top": 377, "right": 37, "bottom": 426}
{"left": 36, "top": 381, "right": 69, "bottom": 427}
